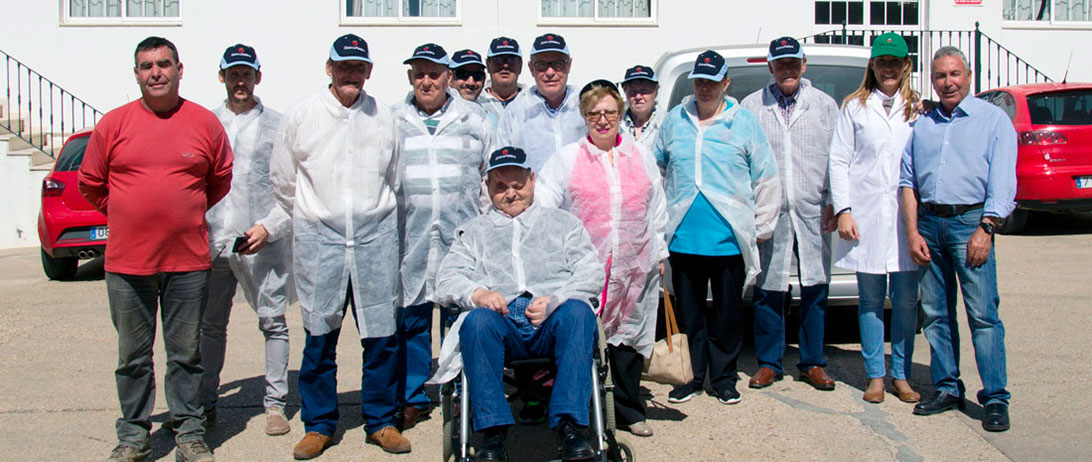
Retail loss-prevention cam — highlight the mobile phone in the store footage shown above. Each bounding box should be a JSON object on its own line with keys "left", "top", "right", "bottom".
{"left": 232, "top": 236, "right": 248, "bottom": 253}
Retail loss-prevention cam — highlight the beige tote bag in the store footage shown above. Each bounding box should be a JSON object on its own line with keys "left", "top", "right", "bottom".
{"left": 642, "top": 282, "right": 694, "bottom": 385}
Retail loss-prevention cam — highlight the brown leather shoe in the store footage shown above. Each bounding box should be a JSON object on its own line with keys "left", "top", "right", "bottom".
{"left": 748, "top": 367, "right": 784, "bottom": 389}
{"left": 398, "top": 406, "right": 432, "bottom": 431}
{"left": 892, "top": 379, "right": 921, "bottom": 403}
{"left": 366, "top": 425, "right": 412, "bottom": 454}
{"left": 293, "top": 432, "right": 333, "bottom": 460}
{"left": 863, "top": 378, "right": 885, "bottom": 403}
{"left": 799, "top": 367, "right": 836, "bottom": 391}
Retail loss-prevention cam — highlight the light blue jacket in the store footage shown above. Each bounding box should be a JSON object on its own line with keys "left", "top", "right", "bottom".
{"left": 654, "top": 95, "right": 782, "bottom": 288}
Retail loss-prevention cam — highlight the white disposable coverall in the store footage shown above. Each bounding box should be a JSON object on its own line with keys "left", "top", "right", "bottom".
{"left": 536, "top": 136, "right": 667, "bottom": 357}
{"left": 270, "top": 90, "right": 401, "bottom": 339}
{"left": 429, "top": 203, "right": 605, "bottom": 384}
{"left": 620, "top": 108, "right": 663, "bottom": 151}
{"left": 497, "top": 86, "right": 585, "bottom": 172}
{"left": 653, "top": 96, "right": 781, "bottom": 289}
{"left": 391, "top": 89, "right": 495, "bottom": 306}
{"left": 828, "top": 89, "right": 919, "bottom": 274}
{"left": 741, "top": 79, "right": 838, "bottom": 291}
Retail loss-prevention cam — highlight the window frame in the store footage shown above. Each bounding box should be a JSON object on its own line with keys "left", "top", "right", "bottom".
{"left": 537, "top": 0, "right": 658, "bottom": 27}
{"left": 61, "top": 0, "right": 183, "bottom": 26}
{"left": 1002, "top": 0, "right": 1092, "bottom": 30}
{"left": 340, "top": 0, "right": 461, "bottom": 26}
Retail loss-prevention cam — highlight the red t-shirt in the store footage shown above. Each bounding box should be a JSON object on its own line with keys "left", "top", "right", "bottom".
{"left": 78, "top": 99, "right": 233, "bottom": 275}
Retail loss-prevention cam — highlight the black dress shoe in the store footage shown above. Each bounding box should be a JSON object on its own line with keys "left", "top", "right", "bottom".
{"left": 476, "top": 430, "right": 508, "bottom": 462}
{"left": 982, "top": 403, "right": 1010, "bottom": 432}
{"left": 912, "top": 391, "right": 966, "bottom": 416}
{"left": 556, "top": 420, "right": 594, "bottom": 461}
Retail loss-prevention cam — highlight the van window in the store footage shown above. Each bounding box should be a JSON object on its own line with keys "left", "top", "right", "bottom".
{"left": 1027, "top": 90, "right": 1092, "bottom": 125}
{"left": 667, "top": 64, "right": 866, "bottom": 110}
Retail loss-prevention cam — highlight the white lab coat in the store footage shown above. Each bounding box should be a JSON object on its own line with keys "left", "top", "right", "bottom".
{"left": 536, "top": 135, "right": 668, "bottom": 357}
{"left": 207, "top": 98, "right": 293, "bottom": 316}
{"left": 476, "top": 84, "right": 523, "bottom": 123}
{"left": 741, "top": 79, "right": 838, "bottom": 291}
{"left": 392, "top": 89, "right": 495, "bottom": 307}
{"left": 497, "top": 86, "right": 585, "bottom": 172}
{"left": 270, "top": 89, "right": 401, "bottom": 339}
{"left": 828, "top": 89, "right": 919, "bottom": 274}
{"left": 620, "top": 108, "right": 663, "bottom": 151}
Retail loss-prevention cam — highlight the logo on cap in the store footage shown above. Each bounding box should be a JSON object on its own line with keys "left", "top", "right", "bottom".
{"left": 424, "top": 46, "right": 430, "bottom": 51}
{"left": 502, "top": 149, "right": 509, "bottom": 154}
{"left": 503, "top": 40, "right": 509, "bottom": 45}
{"left": 704, "top": 58, "right": 711, "bottom": 63}
{"left": 352, "top": 40, "right": 359, "bottom": 46}
{"left": 238, "top": 47, "right": 245, "bottom": 53}
{"left": 887, "top": 38, "right": 893, "bottom": 43}
{"left": 636, "top": 66, "right": 642, "bottom": 71}
{"left": 547, "top": 35, "right": 554, "bottom": 40}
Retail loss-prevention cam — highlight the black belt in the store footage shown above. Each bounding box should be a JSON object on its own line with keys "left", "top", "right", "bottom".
{"left": 920, "top": 202, "right": 983, "bottom": 218}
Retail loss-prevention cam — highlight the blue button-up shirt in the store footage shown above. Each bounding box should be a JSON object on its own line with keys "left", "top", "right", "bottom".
{"left": 899, "top": 96, "right": 1018, "bottom": 218}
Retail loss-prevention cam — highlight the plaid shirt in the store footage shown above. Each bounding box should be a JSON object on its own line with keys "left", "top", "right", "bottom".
{"left": 770, "top": 82, "right": 800, "bottom": 124}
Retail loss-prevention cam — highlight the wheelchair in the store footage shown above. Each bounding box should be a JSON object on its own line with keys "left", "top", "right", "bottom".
{"left": 439, "top": 306, "right": 636, "bottom": 462}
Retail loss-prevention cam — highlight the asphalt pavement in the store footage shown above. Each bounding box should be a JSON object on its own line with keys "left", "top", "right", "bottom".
{"left": 1, "top": 212, "right": 1090, "bottom": 461}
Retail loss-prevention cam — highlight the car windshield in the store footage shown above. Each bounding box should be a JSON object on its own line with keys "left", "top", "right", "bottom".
{"left": 54, "top": 136, "right": 90, "bottom": 172}
{"left": 667, "top": 64, "right": 865, "bottom": 109}
{"left": 1027, "top": 90, "right": 1092, "bottom": 125}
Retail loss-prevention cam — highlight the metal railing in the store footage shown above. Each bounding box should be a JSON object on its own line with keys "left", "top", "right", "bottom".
{"left": 802, "top": 22, "right": 1052, "bottom": 100}
{"left": 2, "top": 48, "right": 102, "bottom": 159}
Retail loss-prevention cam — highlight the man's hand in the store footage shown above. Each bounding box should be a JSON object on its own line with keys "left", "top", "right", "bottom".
{"left": 966, "top": 227, "right": 993, "bottom": 268}
{"left": 821, "top": 205, "right": 835, "bottom": 233}
{"left": 240, "top": 224, "right": 270, "bottom": 255}
{"left": 526, "top": 296, "right": 551, "bottom": 327}
{"left": 659, "top": 261, "right": 665, "bottom": 277}
{"left": 472, "top": 288, "right": 508, "bottom": 315}
{"left": 908, "top": 231, "right": 931, "bottom": 265}
{"left": 837, "top": 213, "right": 860, "bottom": 241}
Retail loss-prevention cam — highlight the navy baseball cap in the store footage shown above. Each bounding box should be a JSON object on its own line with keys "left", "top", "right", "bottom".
{"left": 688, "top": 50, "right": 728, "bottom": 81}
{"left": 622, "top": 65, "right": 656, "bottom": 84}
{"left": 403, "top": 43, "right": 450, "bottom": 65}
{"left": 330, "top": 34, "right": 372, "bottom": 63}
{"left": 488, "top": 36, "right": 522, "bottom": 58}
{"left": 220, "top": 44, "right": 260, "bottom": 71}
{"left": 580, "top": 79, "right": 621, "bottom": 99}
{"left": 768, "top": 36, "right": 805, "bottom": 61}
{"left": 530, "top": 33, "right": 569, "bottom": 57}
{"left": 449, "top": 49, "right": 485, "bottom": 69}
{"left": 486, "top": 146, "right": 531, "bottom": 172}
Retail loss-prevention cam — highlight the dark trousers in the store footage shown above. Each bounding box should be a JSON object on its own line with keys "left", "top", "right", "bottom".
{"left": 298, "top": 282, "right": 399, "bottom": 436}
{"left": 668, "top": 252, "right": 745, "bottom": 391}
{"left": 753, "top": 284, "right": 830, "bottom": 372}
{"left": 607, "top": 344, "right": 646, "bottom": 426}
{"left": 396, "top": 302, "right": 434, "bottom": 409}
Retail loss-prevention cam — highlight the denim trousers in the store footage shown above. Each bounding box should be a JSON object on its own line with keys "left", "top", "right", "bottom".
{"left": 460, "top": 298, "right": 597, "bottom": 432}
{"left": 918, "top": 209, "right": 1010, "bottom": 405}
{"left": 668, "top": 252, "right": 745, "bottom": 390}
{"left": 106, "top": 270, "right": 209, "bottom": 446}
{"left": 753, "top": 284, "right": 830, "bottom": 372}
{"left": 200, "top": 255, "right": 290, "bottom": 411}
{"left": 396, "top": 302, "right": 434, "bottom": 410}
{"left": 298, "top": 281, "right": 399, "bottom": 436}
{"left": 856, "top": 271, "right": 919, "bottom": 380}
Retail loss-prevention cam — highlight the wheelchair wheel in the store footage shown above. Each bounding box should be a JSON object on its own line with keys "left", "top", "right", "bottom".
{"left": 441, "top": 382, "right": 455, "bottom": 462}
{"left": 611, "top": 433, "right": 636, "bottom": 462}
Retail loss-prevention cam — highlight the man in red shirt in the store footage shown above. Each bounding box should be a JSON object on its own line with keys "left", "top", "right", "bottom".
{"left": 79, "top": 36, "right": 233, "bottom": 462}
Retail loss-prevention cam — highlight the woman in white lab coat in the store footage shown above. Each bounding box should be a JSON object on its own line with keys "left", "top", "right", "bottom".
{"left": 828, "top": 33, "right": 922, "bottom": 404}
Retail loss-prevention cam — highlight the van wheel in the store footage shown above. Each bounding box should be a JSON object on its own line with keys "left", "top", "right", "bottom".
{"left": 41, "top": 248, "right": 78, "bottom": 280}
{"left": 997, "top": 209, "right": 1027, "bottom": 234}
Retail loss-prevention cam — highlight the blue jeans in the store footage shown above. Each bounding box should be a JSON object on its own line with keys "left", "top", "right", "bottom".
{"left": 856, "top": 271, "right": 919, "bottom": 380}
{"left": 105, "top": 270, "right": 209, "bottom": 446}
{"left": 753, "top": 284, "right": 829, "bottom": 372}
{"left": 397, "top": 302, "right": 434, "bottom": 409}
{"left": 917, "top": 209, "right": 1009, "bottom": 406}
{"left": 460, "top": 298, "right": 597, "bottom": 432}
{"left": 298, "top": 282, "right": 399, "bottom": 436}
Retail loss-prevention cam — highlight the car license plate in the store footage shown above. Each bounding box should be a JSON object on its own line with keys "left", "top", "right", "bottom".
{"left": 1078, "top": 176, "right": 1092, "bottom": 189}
{"left": 90, "top": 226, "right": 109, "bottom": 240}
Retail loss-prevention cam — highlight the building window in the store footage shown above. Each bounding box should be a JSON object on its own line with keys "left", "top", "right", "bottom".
{"left": 65, "top": 0, "right": 180, "bottom": 23}
{"left": 815, "top": 1, "right": 865, "bottom": 25}
{"left": 1005, "top": 0, "right": 1091, "bottom": 22}
{"left": 870, "top": 1, "right": 919, "bottom": 25}
{"left": 342, "top": 0, "right": 459, "bottom": 24}
{"left": 539, "top": 0, "right": 656, "bottom": 24}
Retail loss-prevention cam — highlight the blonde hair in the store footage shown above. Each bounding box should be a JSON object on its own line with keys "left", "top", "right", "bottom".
{"left": 844, "top": 56, "right": 920, "bottom": 122}
{"left": 579, "top": 85, "right": 624, "bottom": 117}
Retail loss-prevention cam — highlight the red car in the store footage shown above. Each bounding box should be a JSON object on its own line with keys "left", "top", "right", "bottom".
{"left": 978, "top": 83, "right": 1092, "bottom": 233}
{"left": 36, "top": 128, "right": 107, "bottom": 280}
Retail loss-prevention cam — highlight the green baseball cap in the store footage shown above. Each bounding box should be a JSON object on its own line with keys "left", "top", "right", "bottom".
{"left": 871, "top": 33, "right": 908, "bottom": 58}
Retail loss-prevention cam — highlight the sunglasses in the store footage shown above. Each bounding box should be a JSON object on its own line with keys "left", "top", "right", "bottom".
{"left": 531, "top": 59, "right": 569, "bottom": 73}
{"left": 585, "top": 109, "right": 619, "bottom": 122}
{"left": 488, "top": 55, "right": 521, "bottom": 67}
{"left": 454, "top": 68, "right": 485, "bottom": 81}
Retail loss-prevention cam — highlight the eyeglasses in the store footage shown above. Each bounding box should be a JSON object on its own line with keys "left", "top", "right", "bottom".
{"left": 454, "top": 68, "right": 485, "bottom": 81}
{"left": 585, "top": 109, "right": 619, "bottom": 122}
{"left": 531, "top": 59, "right": 569, "bottom": 73}
{"left": 488, "top": 56, "right": 520, "bottom": 67}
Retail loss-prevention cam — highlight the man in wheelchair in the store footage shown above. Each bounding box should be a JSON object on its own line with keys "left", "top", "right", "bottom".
{"left": 434, "top": 146, "right": 606, "bottom": 461}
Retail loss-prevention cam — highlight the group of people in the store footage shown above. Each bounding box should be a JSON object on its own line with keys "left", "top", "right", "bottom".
{"left": 77, "top": 29, "right": 1016, "bottom": 462}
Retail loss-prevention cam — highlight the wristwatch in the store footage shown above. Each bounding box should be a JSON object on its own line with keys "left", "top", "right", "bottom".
{"left": 979, "top": 221, "right": 996, "bottom": 235}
